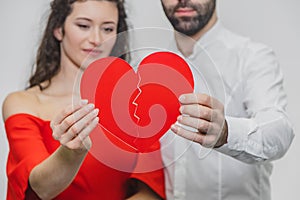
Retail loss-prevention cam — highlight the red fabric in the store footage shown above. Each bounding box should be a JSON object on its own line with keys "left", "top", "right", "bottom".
{"left": 130, "top": 141, "right": 166, "bottom": 199}
{"left": 5, "top": 113, "right": 165, "bottom": 200}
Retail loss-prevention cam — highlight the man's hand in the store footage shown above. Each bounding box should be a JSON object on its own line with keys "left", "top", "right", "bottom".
{"left": 171, "top": 93, "right": 228, "bottom": 148}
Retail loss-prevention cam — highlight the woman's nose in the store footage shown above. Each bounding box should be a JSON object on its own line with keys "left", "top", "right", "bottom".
{"left": 89, "top": 29, "right": 102, "bottom": 46}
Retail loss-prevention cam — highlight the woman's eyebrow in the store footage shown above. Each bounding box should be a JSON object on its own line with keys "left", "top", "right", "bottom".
{"left": 75, "top": 17, "right": 92, "bottom": 21}
{"left": 75, "top": 17, "right": 116, "bottom": 24}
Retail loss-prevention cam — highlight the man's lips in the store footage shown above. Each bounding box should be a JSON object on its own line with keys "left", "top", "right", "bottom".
{"left": 175, "top": 8, "right": 196, "bottom": 17}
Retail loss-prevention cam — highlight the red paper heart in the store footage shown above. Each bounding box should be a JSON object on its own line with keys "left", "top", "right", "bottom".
{"left": 80, "top": 52, "right": 194, "bottom": 152}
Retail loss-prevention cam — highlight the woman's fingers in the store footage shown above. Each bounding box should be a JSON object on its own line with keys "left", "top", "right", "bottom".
{"left": 51, "top": 100, "right": 98, "bottom": 141}
{"left": 59, "top": 108, "right": 99, "bottom": 145}
{"left": 50, "top": 100, "right": 88, "bottom": 129}
{"left": 68, "top": 117, "right": 99, "bottom": 149}
{"left": 60, "top": 103, "right": 95, "bottom": 131}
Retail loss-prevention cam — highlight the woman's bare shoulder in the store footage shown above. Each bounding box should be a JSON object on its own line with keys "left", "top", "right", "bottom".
{"left": 2, "top": 87, "right": 40, "bottom": 121}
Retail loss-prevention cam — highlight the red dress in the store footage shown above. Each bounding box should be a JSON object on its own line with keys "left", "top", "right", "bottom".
{"left": 5, "top": 113, "right": 165, "bottom": 200}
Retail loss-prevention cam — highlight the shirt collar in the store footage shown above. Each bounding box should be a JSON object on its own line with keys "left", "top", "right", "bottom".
{"left": 168, "top": 20, "right": 224, "bottom": 58}
{"left": 197, "top": 20, "right": 223, "bottom": 47}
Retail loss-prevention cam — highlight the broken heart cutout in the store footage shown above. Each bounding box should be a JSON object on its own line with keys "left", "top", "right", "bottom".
{"left": 80, "top": 52, "right": 194, "bottom": 152}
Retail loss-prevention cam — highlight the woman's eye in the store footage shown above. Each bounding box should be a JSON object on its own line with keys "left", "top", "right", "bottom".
{"left": 77, "top": 24, "right": 90, "bottom": 30}
{"left": 103, "top": 27, "right": 114, "bottom": 33}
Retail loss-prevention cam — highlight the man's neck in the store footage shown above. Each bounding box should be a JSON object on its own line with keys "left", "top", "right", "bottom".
{"left": 175, "top": 11, "right": 218, "bottom": 57}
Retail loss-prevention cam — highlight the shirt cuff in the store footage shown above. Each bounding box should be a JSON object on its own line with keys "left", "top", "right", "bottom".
{"left": 215, "top": 116, "right": 258, "bottom": 157}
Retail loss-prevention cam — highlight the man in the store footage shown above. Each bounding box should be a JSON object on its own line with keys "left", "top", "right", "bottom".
{"left": 159, "top": 0, "right": 295, "bottom": 199}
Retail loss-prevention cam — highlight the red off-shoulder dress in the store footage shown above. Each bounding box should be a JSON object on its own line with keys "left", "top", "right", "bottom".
{"left": 5, "top": 113, "right": 165, "bottom": 200}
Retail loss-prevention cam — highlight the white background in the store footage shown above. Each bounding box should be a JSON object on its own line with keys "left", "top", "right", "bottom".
{"left": 0, "top": 0, "right": 299, "bottom": 199}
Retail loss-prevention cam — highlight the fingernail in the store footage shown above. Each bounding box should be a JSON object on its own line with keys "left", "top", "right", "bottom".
{"left": 177, "top": 115, "right": 182, "bottom": 121}
{"left": 93, "top": 108, "right": 99, "bottom": 115}
{"left": 179, "top": 95, "right": 185, "bottom": 102}
{"left": 179, "top": 106, "right": 184, "bottom": 113}
{"left": 81, "top": 99, "right": 88, "bottom": 105}
{"left": 171, "top": 124, "right": 178, "bottom": 133}
{"left": 87, "top": 103, "right": 95, "bottom": 109}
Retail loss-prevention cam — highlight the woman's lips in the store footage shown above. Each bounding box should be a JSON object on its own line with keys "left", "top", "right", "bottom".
{"left": 83, "top": 49, "right": 103, "bottom": 57}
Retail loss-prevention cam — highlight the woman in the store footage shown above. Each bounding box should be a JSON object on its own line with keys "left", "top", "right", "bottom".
{"left": 2, "top": 0, "right": 165, "bottom": 199}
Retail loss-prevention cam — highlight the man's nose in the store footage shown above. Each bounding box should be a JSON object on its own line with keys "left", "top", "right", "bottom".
{"left": 179, "top": 0, "right": 189, "bottom": 6}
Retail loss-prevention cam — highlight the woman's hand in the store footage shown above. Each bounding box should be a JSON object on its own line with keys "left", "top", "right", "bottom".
{"left": 50, "top": 99, "right": 99, "bottom": 152}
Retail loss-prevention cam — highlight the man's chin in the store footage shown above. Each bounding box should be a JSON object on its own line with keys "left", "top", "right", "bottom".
{"left": 174, "top": 26, "right": 200, "bottom": 37}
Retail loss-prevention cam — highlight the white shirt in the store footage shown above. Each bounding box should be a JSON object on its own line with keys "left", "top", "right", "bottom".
{"left": 160, "top": 21, "right": 295, "bottom": 200}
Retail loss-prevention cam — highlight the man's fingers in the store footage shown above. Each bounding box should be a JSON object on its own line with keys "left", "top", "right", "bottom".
{"left": 180, "top": 104, "right": 214, "bottom": 121}
{"left": 179, "top": 93, "right": 222, "bottom": 109}
{"left": 177, "top": 115, "right": 212, "bottom": 133}
{"left": 171, "top": 123, "right": 219, "bottom": 147}
{"left": 171, "top": 124, "right": 205, "bottom": 144}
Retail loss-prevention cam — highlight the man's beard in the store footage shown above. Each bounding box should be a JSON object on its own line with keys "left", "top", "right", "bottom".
{"left": 162, "top": 0, "right": 216, "bottom": 36}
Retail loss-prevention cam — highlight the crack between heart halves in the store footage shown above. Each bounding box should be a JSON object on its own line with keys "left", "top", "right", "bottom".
{"left": 132, "top": 72, "right": 142, "bottom": 142}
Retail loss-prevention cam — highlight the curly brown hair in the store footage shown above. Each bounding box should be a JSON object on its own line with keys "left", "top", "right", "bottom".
{"left": 29, "top": 0, "right": 130, "bottom": 90}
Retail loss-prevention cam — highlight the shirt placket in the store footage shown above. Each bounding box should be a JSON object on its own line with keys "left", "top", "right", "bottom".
{"left": 173, "top": 137, "right": 187, "bottom": 200}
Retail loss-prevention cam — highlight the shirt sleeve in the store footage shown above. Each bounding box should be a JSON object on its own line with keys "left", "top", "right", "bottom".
{"left": 5, "top": 114, "right": 50, "bottom": 200}
{"left": 216, "top": 44, "right": 295, "bottom": 164}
